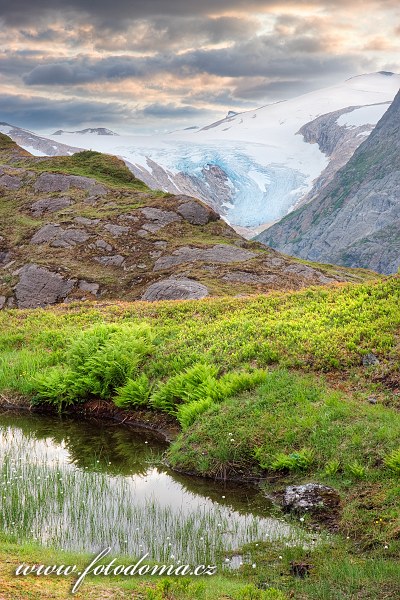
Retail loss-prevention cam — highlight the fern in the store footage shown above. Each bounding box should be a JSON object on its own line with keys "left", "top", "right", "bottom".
{"left": 176, "top": 397, "right": 216, "bottom": 429}
{"left": 269, "top": 449, "right": 314, "bottom": 472}
{"left": 383, "top": 448, "right": 400, "bottom": 474}
{"left": 114, "top": 374, "right": 152, "bottom": 408}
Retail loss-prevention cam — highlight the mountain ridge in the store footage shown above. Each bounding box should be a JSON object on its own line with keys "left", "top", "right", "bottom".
{"left": 257, "top": 87, "right": 400, "bottom": 274}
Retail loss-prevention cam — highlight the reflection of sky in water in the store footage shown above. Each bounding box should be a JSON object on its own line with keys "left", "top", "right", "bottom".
{"left": 0, "top": 418, "right": 303, "bottom": 562}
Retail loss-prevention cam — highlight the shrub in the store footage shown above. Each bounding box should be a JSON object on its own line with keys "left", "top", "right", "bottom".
{"left": 114, "top": 374, "right": 152, "bottom": 408}
{"left": 383, "top": 448, "right": 400, "bottom": 474}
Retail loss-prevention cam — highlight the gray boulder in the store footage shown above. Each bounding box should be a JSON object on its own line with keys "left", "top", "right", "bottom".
{"left": 142, "top": 278, "right": 209, "bottom": 301}
{"left": 176, "top": 199, "right": 220, "bottom": 225}
{"left": 15, "top": 264, "right": 75, "bottom": 308}
{"left": 0, "top": 296, "right": 6, "bottom": 310}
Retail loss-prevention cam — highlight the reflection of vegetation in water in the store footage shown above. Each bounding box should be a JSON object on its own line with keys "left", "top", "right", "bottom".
{"left": 0, "top": 413, "right": 303, "bottom": 565}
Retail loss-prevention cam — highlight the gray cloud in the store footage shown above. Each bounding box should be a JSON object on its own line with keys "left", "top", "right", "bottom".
{"left": 0, "top": 94, "right": 130, "bottom": 129}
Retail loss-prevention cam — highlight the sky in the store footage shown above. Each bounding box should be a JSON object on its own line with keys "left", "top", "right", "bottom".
{"left": 0, "top": 0, "right": 399, "bottom": 134}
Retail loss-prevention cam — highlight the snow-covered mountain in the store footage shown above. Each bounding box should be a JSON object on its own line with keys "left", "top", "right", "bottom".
{"left": 4, "top": 72, "right": 400, "bottom": 236}
{"left": 0, "top": 122, "right": 82, "bottom": 156}
{"left": 52, "top": 128, "right": 118, "bottom": 136}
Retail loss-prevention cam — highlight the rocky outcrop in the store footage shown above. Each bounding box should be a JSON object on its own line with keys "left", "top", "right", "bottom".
{"left": 15, "top": 264, "right": 76, "bottom": 308}
{"left": 142, "top": 278, "right": 209, "bottom": 301}
{"left": 259, "top": 89, "right": 400, "bottom": 274}
{"left": 176, "top": 198, "right": 220, "bottom": 225}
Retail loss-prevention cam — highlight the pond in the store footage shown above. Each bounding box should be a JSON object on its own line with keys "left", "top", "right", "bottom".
{"left": 0, "top": 411, "right": 304, "bottom": 566}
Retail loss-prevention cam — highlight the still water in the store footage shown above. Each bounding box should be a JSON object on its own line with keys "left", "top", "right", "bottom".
{"left": 0, "top": 411, "right": 302, "bottom": 565}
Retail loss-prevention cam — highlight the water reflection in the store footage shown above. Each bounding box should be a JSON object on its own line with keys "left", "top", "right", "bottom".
{"left": 0, "top": 411, "right": 302, "bottom": 564}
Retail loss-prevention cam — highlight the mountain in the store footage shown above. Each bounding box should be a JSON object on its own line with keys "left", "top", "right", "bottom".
{"left": 0, "top": 122, "right": 82, "bottom": 157}
{"left": 3, "top": 73, "right": 399, "bottom": 238}
{"left": 0, "top": 133, "right": 376, "bottom": 310}
{"left": 257, "top": 87, "right": 400, "bottom": 274}
{"left": 53, "top": 128, "right": 118, "bottom": 136}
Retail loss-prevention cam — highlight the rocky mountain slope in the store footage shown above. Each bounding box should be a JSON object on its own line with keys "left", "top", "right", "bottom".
{"left": 258, "top": 88, "right": 400, "bottom": 274}
{"left": 5, "top": 73, "right": 400, "bottom": 237}
{"left": 0, "top": 134, "right": 376, "bottom": 310}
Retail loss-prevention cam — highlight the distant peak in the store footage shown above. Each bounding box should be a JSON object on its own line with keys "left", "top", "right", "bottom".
{"left": 52, "top": 128, "right": 119, "bottom": 136}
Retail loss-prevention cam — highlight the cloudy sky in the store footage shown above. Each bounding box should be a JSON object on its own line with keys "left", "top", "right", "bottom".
{"left": 0, "top": 1, "right": 399, "bottom": 134}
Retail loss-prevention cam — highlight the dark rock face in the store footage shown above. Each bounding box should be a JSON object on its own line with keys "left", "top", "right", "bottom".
{"left": 15, "top": 264, "right": 75, "bottom": 308}
{"left": 283, "top": 483, "right": 341, "bottom": 513}
{"left": 153, "top": 244, "right": 257, "bottom": 271}
{"left": 176, "top": 198, "right": 220, "bottom": 225}
{"left": 142, "top": 278, "right": 209, "bottom": 301}
{"left": 259, "top": 89, "right": 400, "bottom": 274}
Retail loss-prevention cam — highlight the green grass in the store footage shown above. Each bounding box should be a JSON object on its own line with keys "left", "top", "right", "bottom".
{"left": 19, "top": 150, "right": 152, "bottom": 191}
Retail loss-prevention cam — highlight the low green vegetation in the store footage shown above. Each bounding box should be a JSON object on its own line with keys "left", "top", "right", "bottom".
{"left": 1, "top": 277, "right": 400, "bottom": 598}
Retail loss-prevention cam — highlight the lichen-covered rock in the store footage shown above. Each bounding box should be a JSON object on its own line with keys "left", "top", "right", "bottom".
{"left": 283, "top": 484, "right": 341, "bottom": 513}
{"left": 30, "top": 196, "right": 72, "bottom": 216}
{"left": 153, "top": 244, "right": 257, "bottom": 271}
{"left": 34, "top": 172, "right": 107, "bottom": 195}
{"left": 176, "top": 199, "right": 220, "bottom": 225}
{"left": 142, "top": 278, "right": 209, "bottom": 301}
{"left": 0, "top": 295, "right": 6, "bottom": 309}
{"left": 15, "top": 264, "right": 75, "bottom": 308}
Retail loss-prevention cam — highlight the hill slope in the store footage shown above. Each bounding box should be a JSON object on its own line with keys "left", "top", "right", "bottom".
{"left": 0, "top": 133, "right": 375, "bottom": 310}
{"left": 258, "top": 87, "right": 400, "bottom": 274}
